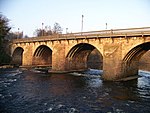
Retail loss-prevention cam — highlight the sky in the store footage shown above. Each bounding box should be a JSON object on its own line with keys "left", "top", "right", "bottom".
{"left": 1, "top": 0, "right": 150, "bottom": 37}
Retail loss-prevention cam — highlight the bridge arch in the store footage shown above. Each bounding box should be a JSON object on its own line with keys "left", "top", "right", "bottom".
{"left": 122, "top": 42, "right": 150, "bottom": 76}
{"left": 66, "top": 43, "right": 103, "bottom": 70}
{"left": 32, "top": 45, "right": 52, "bottom": 66}
{"left": 11, "top": 47, "right": 24, "bottom": 66}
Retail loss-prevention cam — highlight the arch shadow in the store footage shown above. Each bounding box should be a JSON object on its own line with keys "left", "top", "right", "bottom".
{"left": 11, "top": 47, "right": 24, "bottom": 66}
{"left": 122, "top": 42, "right": 150, "bottom": 76}
{"left": 32, "top": 45, "right": 52, "bottom": 66}
{"left": 66, "top": 43, "right": 103, "bottom": 70}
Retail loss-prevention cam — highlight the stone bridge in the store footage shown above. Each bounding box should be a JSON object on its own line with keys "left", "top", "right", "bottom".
{"left": 11, "top": 27, "right": 150, "bottom": 81}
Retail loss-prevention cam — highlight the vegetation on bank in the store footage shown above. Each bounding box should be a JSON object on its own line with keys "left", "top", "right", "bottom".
{"left": 0, "top": 14, "right": 11, "bottom": 65}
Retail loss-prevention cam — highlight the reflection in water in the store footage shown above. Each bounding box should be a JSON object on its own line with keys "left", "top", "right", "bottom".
{"left": 0, "top": 68, "right": 150, "bottom": 113}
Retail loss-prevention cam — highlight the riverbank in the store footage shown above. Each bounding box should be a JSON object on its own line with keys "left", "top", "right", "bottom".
{"left": 0, "top": 65, "right": 14, "bottom": 69}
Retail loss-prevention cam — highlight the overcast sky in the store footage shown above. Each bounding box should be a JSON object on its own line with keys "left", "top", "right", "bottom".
{"left": 1, "top": 0, "right": 150, "bottom": 37}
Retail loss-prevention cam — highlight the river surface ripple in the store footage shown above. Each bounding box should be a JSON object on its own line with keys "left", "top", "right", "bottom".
{"left": 0, "top": 68, "right": 150, "bottom": 113}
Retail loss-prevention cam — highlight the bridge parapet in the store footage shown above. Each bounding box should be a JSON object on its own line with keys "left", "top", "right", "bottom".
{"left": 12, "top": 27, "right": 150, "bottom": 43}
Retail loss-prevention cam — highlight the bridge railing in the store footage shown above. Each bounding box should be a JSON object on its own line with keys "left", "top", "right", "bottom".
{"left": 64, "top": 27, "right": 150, "bottom": 36}
{"left": 12, "top": 27, "right": 150, "bottom": 43}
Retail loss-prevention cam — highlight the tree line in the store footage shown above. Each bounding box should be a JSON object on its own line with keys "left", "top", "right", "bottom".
{"left": 0, "top": 14, "right": 11, "bottom": 65}
{"left": 34, "top": 22, "right": 63, "bottom": 37}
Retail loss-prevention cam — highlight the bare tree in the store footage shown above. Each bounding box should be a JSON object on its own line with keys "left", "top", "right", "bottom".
{"left": 34, "top": 28, "right": 43, "bottom": 37}
{"left": 53, "top": 22, "right": 63, "bottom": 34}
{"left": 34, "top": 23, "right": 63, "bottom": 37}
{"left": 34, "top": 28, "right": 53, "bottom": 37}
{"left": 5, "top": 31, "right": 23, "bottom": 40}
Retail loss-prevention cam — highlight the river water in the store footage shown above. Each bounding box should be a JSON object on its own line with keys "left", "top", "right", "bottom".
{"left": 0, "top": 68, "right": 150, "bottom": 113}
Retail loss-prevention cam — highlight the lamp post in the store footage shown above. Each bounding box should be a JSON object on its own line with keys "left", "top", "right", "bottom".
{"left": 66, "top": 28, "right": 68, "bottom": 34}
{"left": 81, "top": 15, "right": 84, "bottom": 33}
{"left": 17, "top": 28, "right": 20, "bottom": 38}
{"left": 42, "top": 23, "right": 44, "bottom": 36}
{"left": 106, "top": 23, "right": 107, "bottom": 29}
